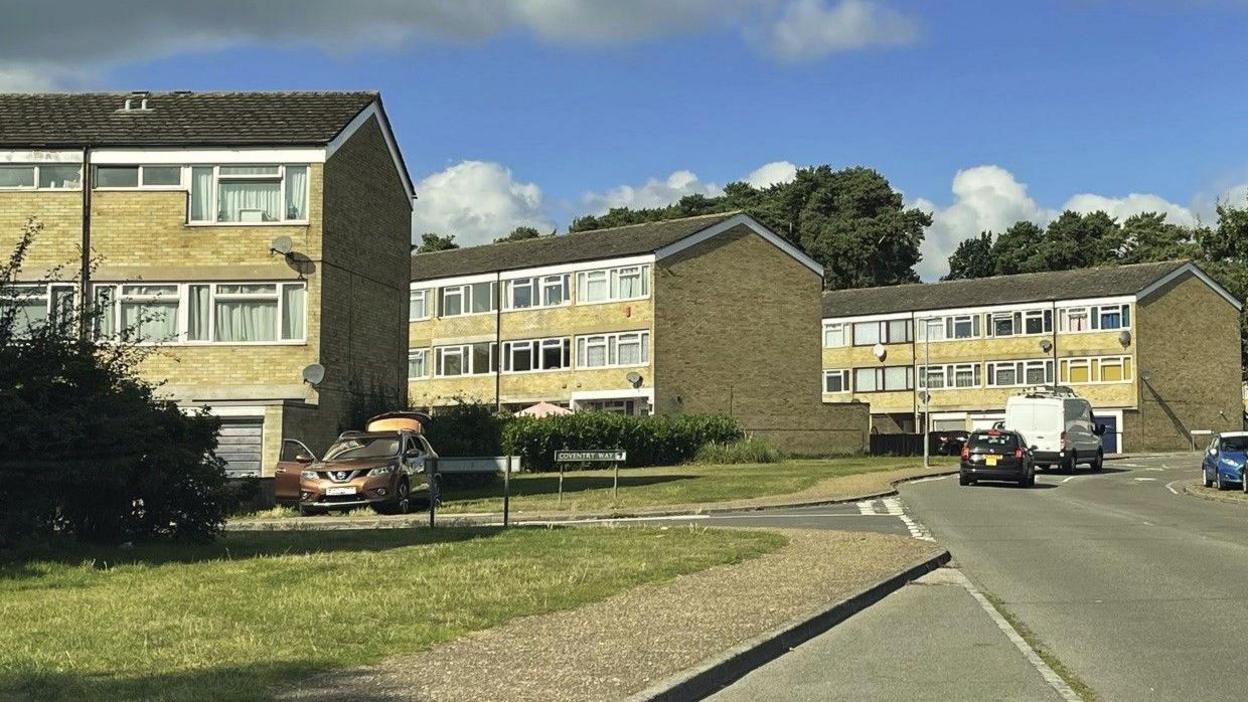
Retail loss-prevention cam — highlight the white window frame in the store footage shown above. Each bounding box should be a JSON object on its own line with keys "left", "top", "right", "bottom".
{"left": 1059, "top": 355, "right": 1134, "bottom": 385}
{"left": 90, "top": 280, "right": 306, "bottom": 346}
{"left": 438, "top": 281, "right": 495, "bottom": 318}
{"left": 0, "top": 282, "right": 77, "bottom": 332}
{"left": 434, "top": 342, "right": 497, "bottom": 377}
{"left": 854, "top": 366, "right": 914, "bottom": 393}
{"left": 575, "top": 330, "right": 650, "bottom": 369}
{"left": 1093, "top": 304, "right": 1131, "bottom": 331}
{"left": 823, "top": 322, "right": 848, "bottom": 348}
{"left": 1058, "top": 307, "right": 1091, "bottom": 333}
{"left": 0, "top": 163, "right": 82, "bottom": 191}
{"left": 823, "top": 368, "right": 851, "bottom": 393}
{"left": 408, "top": 348, "right": 430, "bottom": 379}
{"left": 918, "top": 363, "right": 982, "bottom": 390}
{"left": 92, "top": 164, "right": 184, "bottom": 191}
{"left": 185, "top": 164, "right": 310, "bottom": 225}
{"left": 504, "top": 274, "right": 570, "bottom": 311}
{"left": 502, "top": 336, "right": 572, "bottom": 373}
{"left": 409, "top": 288, "right": 430, "bottom": 321}
{"left": 575, "top": 264, "right": 650, "bottom": 305}
{"left": 986, "top": 359, "right": 1054, "bottom": 388}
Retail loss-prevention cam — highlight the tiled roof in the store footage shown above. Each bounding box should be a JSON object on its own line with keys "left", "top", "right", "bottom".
{"left": 410, "top": 212, "right": 742, "bottom": 281}
{"left": 0, "top": 91, "right": 378, "bottom": 146}
{"left": 822, "top": 260, "right": 1192, "bottom": 318}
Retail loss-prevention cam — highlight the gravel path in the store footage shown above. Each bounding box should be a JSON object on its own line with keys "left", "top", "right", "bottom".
{"left": 279, "top": 529, "right": 942, "bottom": 702}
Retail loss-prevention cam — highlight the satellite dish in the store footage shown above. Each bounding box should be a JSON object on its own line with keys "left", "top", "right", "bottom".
{"left": 1040, "top": 339, "right": 1053, "bottom": 353}
{"left": 1118, "top": 330, "right": 1132, "bottom": 347}
{"left": 301, "top": 363, "right": 325, "bottom": 386}
{"left": 625, "top": 371, "right": 643, "bottom": 388}
{"left": 270, "top": 236, "right": 293, "bottom": 256}
{"left": 872, "top": 343, "right": 887, "bottom": 361}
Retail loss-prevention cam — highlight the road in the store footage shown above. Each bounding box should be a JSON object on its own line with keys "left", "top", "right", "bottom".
{"left": 698, "top": 453, "right": 1248, "bottom": 701}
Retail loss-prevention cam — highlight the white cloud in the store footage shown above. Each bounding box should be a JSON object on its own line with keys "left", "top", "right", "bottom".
{"left": 912, "top": 165, "right": 1198, "bottom": 281}
{"left": 410, "top": 160, "right": 553, "bottom": 247}
{"left": 745, "top": 160, "right": 799, "bottom": 188}
{"left": 0, "top": 66, "right": 63, "bottom": 92}
{"left": 0, "top": 1, "right": 921, "bottom": 89}
{"left": 582, "top": 170, "right": 724, "bottom": 213}
{"left": 758, "top": 0, "right": 919, "bottom": 62}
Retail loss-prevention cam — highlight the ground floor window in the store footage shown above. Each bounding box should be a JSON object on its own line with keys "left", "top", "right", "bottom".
{"left": 823, "top": 369, "right": 850, "bottom": 393}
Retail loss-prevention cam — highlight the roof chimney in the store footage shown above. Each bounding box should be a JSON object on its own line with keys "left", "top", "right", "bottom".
{"left": 120, "top": 91, "right": 151, "bottom": 112}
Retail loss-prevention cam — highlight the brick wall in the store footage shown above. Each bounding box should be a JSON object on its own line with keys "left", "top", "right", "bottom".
{"left": 1136, "top": 272, "right": 1242, "bottom": 451}
{"left": 653, "top": 225, "right": 867, "bottom": 454}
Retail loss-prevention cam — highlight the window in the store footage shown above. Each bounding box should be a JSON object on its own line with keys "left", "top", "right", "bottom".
{"left": 409, "top": 289, "right": 429, "bottom": 321}
{"left": 505, "top": 274, "right": 569, "bottom": 310}
{"left": 502, "top": 337, "right": 571, "bottom": 372}
{"left": 93, "top": 165, "right": 184, "bottom": 189}
{"left": 142, "top": 166, "right": 182, "bottom": 186}
{"left": 952, "top": 364, "right": 981, "bottom": 388}
{"left": 576, "top": 264, "right": 650, "bottom": 303}
{"left": 854, "top": 366, "right": 913, "bottom": 393}
{"left": 92, "top": 281, "right": 305, "bottom": 344}
{"left": 950, "top": 315, "right": 979, "bottom": 339}
{"left": 1023, "top": 309, "right": 1052, "bottom": 335}
{"left": 823, "top": 369, "right": 850, "bottom": 393}
{"left": 438, "top": 281, "right": 496, "bottom": 317}
{"left": 0, "top": 165, "right": 35, "bottom": 188}
{"left": 434, "top": 342, "right": 496, "bottom": 377}
{"left": 917, "top": 318, "right": 945, "bottom": 342}
{"left": 988, "top": 311, "right": 1018, "bottom": 337}
{"left": 39, "top": 165, "right": 81, "bottom": 189}
{"left": 187, "top": 164, "right": 309, "bottom": 223}
{"left": 853, "top": 319, "right": 911, "bottom": 346}
{"left": 823, "top": 322, "right": 848, "bottom": 348}
{"left": 1060, "top": 356, "right": 1133, "bottom": 384}
{"left": 0, "top": 283, "right": 76, "bottom": 336}
{"left": 1059, "top": 307, "right": 1089, "bottom": 332}
{"left": 986, "top": 360, "right": 1053, "bottom": 387}
{"left": 919, "top": 365, "right": 946, "bottom": 390}
{"left": 852, "top": 321, "right": 880, "bottom": 346}
{"left": 916, "top": 314, "right": 981, "bottom": 342}
{"left": 918, "top": 364, "right": 982, "bottom": 390}
{"left": 575, "top": 330, "right": 650, "bottom": 368}
{"left": 408, "top": 349, "right": 429, "bottom": 379}
{"left": 0, "top": 164, "right": 81, "bottom": 190}
{"left": 1093, "top": 304, "right": 1131, "bottom": 330}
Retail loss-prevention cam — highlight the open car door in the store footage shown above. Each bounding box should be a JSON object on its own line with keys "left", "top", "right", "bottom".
{"left": 274, "top": 438, "right": 317, "bottom": 505}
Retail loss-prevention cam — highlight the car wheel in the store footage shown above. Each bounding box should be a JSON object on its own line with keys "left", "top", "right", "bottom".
{"left": 1064, "top": 452, "right": 1077, "bottom": 474}
{"left": 395, "top": 479, "right": 411, "bottom": 514}
{"left": 298, "top": 503, "right": 321, "bottom": 517}
{"left": 1217, "top": 473, "right": 1228, "bottom": 491}
{"left": 959, "top": 474, "right": 972, "bottom": 486}
{"left": 1202, "top": 468, "right": 1213, "bottom": 488}
{"left": 1091, "top": 450, "right": 1104, "bottom": 472}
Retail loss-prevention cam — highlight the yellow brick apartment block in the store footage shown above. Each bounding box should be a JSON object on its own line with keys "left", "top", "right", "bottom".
{"left": 820, "top": 262, "right": 1243, "bottom": 453}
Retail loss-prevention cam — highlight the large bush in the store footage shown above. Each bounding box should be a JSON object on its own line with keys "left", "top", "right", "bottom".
{"left": 503, "top": 413, "right": 742, "bottom": 471}
{"left": 0, "top": 219, "right": 230, "bottom": 546}
{"left": 421, "top": 400, "right": 505, "bottom": 488}
{"left": 694, "top": 436, "right": 783, "bottom": 464}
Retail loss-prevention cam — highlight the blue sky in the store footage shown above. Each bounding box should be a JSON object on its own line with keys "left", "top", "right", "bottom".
{"left": 5, "top": 0, "right": 1248, "bottom": 277}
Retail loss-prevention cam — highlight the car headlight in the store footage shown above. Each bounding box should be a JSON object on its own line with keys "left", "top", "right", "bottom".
{"left": 301, "top": 470, "right": 317, "bottom": 480}
{"left": 1220, "top": 456, "right": 1241, "bottom": 466}
{"left": 367, "top": 464, "right": 397, "bottom": 477}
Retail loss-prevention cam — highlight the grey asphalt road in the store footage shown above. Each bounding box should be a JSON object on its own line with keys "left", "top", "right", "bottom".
{"left": 708, "top": 567, "right": 1065, "bottom": 702}
{"left": 899, "top": 453, "right": 1248, "bottom": 701}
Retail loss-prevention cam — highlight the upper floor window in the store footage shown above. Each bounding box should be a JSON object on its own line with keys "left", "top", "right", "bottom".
{"left": 438, "top": 281, "right": 495, "bottom": 317}
{"left": 853, "top": 319, "right": 911, "bottom": 346}
{"left": 434, "top": 342, "right": 496, "bottom": 377}
{"left": 1058, "top": 304, "right": 1131, "bottom": 332}
{"left": 409, "top": 289, "right": 430, "bottom": 321}
{"left": 502, "top": 337, "right": 572, "bottom": 373}
{"left": 505, "top": 274, "right": 570, "bottom": 310}
{"left": 188, "top": 164, "right": 308, "bottom": 224}
{"left": 575, "top": 330, "right": 649, "bottom": 368}
{"left": 918, "top": 363, "right": 982, "bottom": 390}
{"left": 854, "top": 366, "right": 913, "bottom": 393}
{"left": 0, "top": 164, "right": 81, "bottom": 190}
{"left": 986, "top": 309, "right": 1051, "bottom": 338}
{"left": 1059, "top": 355, "right": 1133, "bottom": 384}
{"left": 576, "top": 264, "right": 650, "bottom": 304}
{"left": 823, "top": 322, "right": 848, "bottom": 348}
{"left": 92, "top": 165, "right": 183, "bottom": 189}
{"left": 0, "top": 283, "right": 76, "bottom": 336}
{"left": 408, "top": 349, "right": 429, "bottom": 379}
{"left": 823, "top": 369, "right": 850, "bottom": 393}
{"left": 92, "top": 280, "right": 306, "bottom": 344}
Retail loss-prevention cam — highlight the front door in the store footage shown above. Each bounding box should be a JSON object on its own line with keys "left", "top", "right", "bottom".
{"left": 1098, "top": 415, "right": 1119, "bottom": 454}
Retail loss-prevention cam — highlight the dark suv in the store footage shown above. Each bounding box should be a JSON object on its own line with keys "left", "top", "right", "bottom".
{"left": 959, "top": 429, "right": 1034, "bottom": 487}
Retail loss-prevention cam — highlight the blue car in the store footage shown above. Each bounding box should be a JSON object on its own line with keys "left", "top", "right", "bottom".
{"left": 1201, "top": 432, "right": 1248, "bottom": 492}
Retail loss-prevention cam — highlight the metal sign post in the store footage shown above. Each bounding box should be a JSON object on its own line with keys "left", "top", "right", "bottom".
{"left": 503, "top": 455, "right": 511, "bottom": 527}
{"left": 554, "top": 450, "right": 627, "bottom": 506}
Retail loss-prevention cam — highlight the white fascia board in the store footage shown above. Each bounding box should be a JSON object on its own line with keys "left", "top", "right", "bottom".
{"left": 823, "top": 311, "right": 914, "bottom": 325}
{"left": 1137, "top": 262, "right": 1243, "bottom": 311}
{"left": 195, "top": 405, "right": 266, "bottom": 418}
{"left": 654, "top": 213, "right": 824, "bottom": 276}
{"left": 0, "top": 149, "right": 83, "bottom": 163}
{"left": 824, "top": 296, "right": 1139, "bottom": 323}
{"left": 570, "top": 388, "right": 654, "bottom": 402}
{"left": 92, "top": 147, "right": 326, "bottom": 164}
{"left": 411, "top": 254, "right": 656, "bottom": 289}
{"left": 326, "top": 101, "right": 415, "bottom": 201}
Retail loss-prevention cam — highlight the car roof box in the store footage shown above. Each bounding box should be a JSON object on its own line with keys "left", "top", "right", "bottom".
{"left": 366, "top": 411, "right": 431, "bottom": 434}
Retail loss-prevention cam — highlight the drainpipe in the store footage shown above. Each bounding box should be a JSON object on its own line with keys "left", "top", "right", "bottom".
{"left": 78, "top": 146, "right": 92, "bottom": 340}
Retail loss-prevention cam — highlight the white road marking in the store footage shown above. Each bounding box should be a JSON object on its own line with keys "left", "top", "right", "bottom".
{"left": 1165, "top": 480, "right": 1183, "bottom": 495}
{"left": 883, "top": 496, "right": 934, "bottom": 541}
{"left": 947, "top": 569, "right": 1082, "bottom": 702}
{"left": 908, "top": 475, "right": 953, "bottom": 484}
{"left": 857, "top": 499, "right": 881, "bottom": 516}
{"left": 1062, "top": 476, "right": 1077, "bottom": 483}
{"left": 1134, "top": 477, "right": 1157, "bottom": 482}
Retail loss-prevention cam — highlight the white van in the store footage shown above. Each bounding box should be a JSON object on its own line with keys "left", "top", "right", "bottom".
{"left": 1004, "top": 387, "right": 1106, "bottom": 472}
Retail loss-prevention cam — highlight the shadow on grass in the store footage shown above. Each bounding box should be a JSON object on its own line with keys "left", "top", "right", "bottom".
{"left": 0, "top": 659, "right": 339, "bottom": 702}
{"left": 0, "top": 527, "right": 500, "bottom": 579}
{"left": 447, "top": 473, "right": 697, "bottom": 502}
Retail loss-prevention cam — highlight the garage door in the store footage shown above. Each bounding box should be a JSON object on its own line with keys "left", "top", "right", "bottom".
{"left": 217, "top": 419, "right": 264, "bottom": 477}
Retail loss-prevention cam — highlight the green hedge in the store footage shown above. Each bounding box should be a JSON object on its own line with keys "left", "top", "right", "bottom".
{"left": 422, "top": 402, "right": 504, "bottom": 489}
{"left": 502, "top": 413, "right": 742, "bottom": 471}
{"left": 694, "top": 437, "right": 783, "bottom": 464}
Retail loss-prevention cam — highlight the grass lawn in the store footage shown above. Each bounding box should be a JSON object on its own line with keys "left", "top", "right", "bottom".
{"left": 439, "top": 456, "right": 948, "bottom": 514}
{"left": 0, "top": 527, "right": 782, "bottom": 702}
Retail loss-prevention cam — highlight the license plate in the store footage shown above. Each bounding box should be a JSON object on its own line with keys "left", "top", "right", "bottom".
{"left": 326, "top": 486, "right": 357, "bottom": 496}
{"left": 985, "top": 455, "right": 999, "bottom": 467}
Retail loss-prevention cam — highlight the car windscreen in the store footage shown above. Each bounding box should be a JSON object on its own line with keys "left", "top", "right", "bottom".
{"left": 323, "top": 437, "right": 400, "bottom": 461}
{"left": 1220, "top": 436, "right": 1248, "bottom": 453}
{"left": 968, "top": 432, "right": 1019, "bottom": 451}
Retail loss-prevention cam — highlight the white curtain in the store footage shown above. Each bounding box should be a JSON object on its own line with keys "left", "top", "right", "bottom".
{"left": 284, "top": 166, "right": 307, "bottom": 220}
{"left": 218, "top": 181, "right": 281, "bottom": 222}
{"left": 122, "top": 301, "right": 178, "bottom": 342}
{"left": 281, "top": 284, "right": 305, "bottom": 340}
{"left": 190, "top": 168, "right": 214, "bottom": 221}
{"left": 188, "top": 285, "right": 210, "bottom": 340}
{"left": 216, "top": 300, "right": 277, "bottom": 342}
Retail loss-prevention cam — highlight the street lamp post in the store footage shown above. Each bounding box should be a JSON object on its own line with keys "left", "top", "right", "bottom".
{"left": 918, "top": 316, "right": 931, "bottom": 469}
